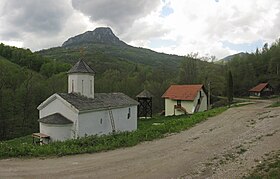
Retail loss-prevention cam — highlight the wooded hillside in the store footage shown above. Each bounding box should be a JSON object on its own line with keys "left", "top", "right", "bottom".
{"left": 226, "top": 39, "right": 280, "bottom": 96}
{"left": 0, "top": 37, "right": 280, "bottom": 140}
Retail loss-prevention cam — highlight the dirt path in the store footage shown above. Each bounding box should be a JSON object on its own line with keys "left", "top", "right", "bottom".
{"left": 1, "top": 100, "right": 280, "bottom": 179}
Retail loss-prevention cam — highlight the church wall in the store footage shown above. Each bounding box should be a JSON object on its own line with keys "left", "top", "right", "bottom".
{"left": 78, "top": 105, "right": 137, "bottom": 137}
{"left": 39, "top": 98, "right": 78, "bottom": 140}
{"left": 40, "top": 123, "right": 72, "bottom": 142}
{"left": 39, "top": 98, "right": 78, "bottom": 122}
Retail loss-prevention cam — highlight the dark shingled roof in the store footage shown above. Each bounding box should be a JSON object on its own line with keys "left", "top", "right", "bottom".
{"left": 68, "top": 59, "right": 95, "bottom": 74}
{"left": 38, "top": 113, "right": 73, "bottom": 124}
{"left": 136, "top": 90, "right": 154, "bottom": 98}
{"left": 58, "top": 92, "right": 139, "bottom": 112}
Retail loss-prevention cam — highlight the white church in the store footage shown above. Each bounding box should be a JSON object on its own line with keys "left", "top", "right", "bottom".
{"left": 34, "top": 59, "right": 138, "bottom": 143}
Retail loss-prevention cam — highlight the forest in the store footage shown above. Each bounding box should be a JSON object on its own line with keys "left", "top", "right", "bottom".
{"left": 0, "top": 38, "right": 280, "bottom": 140}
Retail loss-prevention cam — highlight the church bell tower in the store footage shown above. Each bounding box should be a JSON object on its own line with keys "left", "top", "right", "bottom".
{"left": 67, "top": 59, "right": 95, "bottom": 98}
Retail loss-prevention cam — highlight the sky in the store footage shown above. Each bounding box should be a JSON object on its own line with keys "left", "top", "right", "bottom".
{"left": 0, "top": 0, "right": 280, "bottom": 59}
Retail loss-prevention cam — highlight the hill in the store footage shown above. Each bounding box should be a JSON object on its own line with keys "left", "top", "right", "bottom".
{"left": 222, "top": 52, "right": 248, "bottom": 61}
{"left": 62, "top": 27, "right": 127, "bottom": 47}
{"left": 0, "top": 35, "right": 188, "bottom": 140}
{"left": 38, "top": 27, "right": 183, "bottom": 72}
{"left": 217, "top": 52, "right": 249, "bottom": 64}
{"left": 37, "top": 27, "right": 226, "bottom": 111}
{"left": 3, "top": 28, "right": 279, "bottom": 141}
{"left": 0, "top": 45, "right": 70, "bottom": 140}
{"left": 225, "top": 41, "right": 280, "bottom": 95}
{"left": 0, "top": 55, "right": 41, "bottom": 139}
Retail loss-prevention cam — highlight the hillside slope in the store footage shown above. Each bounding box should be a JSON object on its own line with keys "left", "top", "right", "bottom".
{"left": 38, "top": 27, "right": 183, "bottom": 73}
{"left": 0, "top": 43, "right": 67, "bottom": 141}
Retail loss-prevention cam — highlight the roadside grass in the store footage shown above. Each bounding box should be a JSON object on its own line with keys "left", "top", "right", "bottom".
{"left": 232, "top": 102, "right": 255, "bottom": 108}
{"left": 0, "top": 107, "right": 226, "bottom": 159}
{"left": 212, "top": 96, "right": 251, "bottom": 108}
{"left": 247, "top": 95, "right": 280, "bottom": 100}
{"left": 244, "top": 151, "right": 280, "bottom": 179}
{"left": 268, "top": 101, "right": 280, "bottom": 108}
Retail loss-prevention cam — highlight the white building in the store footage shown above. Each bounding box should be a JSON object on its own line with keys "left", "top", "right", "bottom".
{"left": 162, "top": 84, "right": 207, "bottom": 116}
{"left": 36, "top": 59, "right": 138, "bottom": 143}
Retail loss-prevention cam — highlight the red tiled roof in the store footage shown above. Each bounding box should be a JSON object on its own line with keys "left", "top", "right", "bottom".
{"left": 249, "top": 83, "right": 268, "bottom": 92}
{"left": 162, "top": 84, "right": 204, "bottom": 101}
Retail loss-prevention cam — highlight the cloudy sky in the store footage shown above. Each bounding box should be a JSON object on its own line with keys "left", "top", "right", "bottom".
{"left": 0, "top": 0, "right": 279, "bottom": 59}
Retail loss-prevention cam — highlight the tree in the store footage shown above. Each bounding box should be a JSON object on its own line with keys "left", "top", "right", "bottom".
{"left": 179, "top": 57, "right": 198, "bottom": 84}
{"left": 227, "top": 70, "right": 233, "bottom": 107}
{"left": 0, "top": 61, "right": 7, "bottom": 139}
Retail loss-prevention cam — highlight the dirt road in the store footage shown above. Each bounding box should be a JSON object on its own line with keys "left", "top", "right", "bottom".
{"left": 1, "top": 100, "right": 280, "bottom": 179}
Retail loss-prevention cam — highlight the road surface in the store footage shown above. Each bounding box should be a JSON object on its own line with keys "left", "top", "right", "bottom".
{"left": 0, "top": 99, "right": 280, "bottom": 178}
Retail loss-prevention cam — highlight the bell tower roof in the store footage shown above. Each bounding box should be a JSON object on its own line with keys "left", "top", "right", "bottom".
{"left": 68, "top": 59, "right": 95, "bottom": 74}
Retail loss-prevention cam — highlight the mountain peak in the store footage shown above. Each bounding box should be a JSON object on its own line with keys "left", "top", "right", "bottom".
{"left": 222, "top": 52, "right": 248, "bottom": 62}
{"left": 62, "top": 27, "right": 127, "bottom": 47}
{"left": 94, "top": 27, "right": 113, "bottom": 34}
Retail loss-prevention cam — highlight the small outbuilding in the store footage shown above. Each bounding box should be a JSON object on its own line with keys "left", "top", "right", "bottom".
{"left": 136, "top": 90, "right": 153, "bottom": 118}
{"left": 249, "top": 83, "right": 274, "bottom": 97}
{"left": 36, "top": 59, "right": 138, "bottom": 143}
{"left": 162, "top": 84, "right": 207, "bottom": 116}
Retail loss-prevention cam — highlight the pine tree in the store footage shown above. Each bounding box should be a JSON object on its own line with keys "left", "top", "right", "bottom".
{"left": 227, "top": 70, "right": 233, "bottom": 107}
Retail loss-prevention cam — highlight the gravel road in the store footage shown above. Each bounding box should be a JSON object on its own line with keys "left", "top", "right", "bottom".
{"left": 0, "top": 99, "right": 280, "bottom": 179}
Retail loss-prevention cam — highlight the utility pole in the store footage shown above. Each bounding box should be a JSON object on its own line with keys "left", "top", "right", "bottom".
{"left": 277, "top": 64, "right": 279, "bottom": 75}
{"left": 208, "top": 81, "right": 211, "bottom": 110}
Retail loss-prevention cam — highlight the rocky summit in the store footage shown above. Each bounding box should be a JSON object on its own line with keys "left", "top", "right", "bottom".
{"left": 62, "top": 27, "right": 127, "bottom": 47}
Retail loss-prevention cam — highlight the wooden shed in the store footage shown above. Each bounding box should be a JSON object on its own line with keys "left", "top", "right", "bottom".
{"left": 136, "top": 90, "right": 153, "bottom": 118}
{"left": 249, "top": 83, "right": 274, "bottom": 97}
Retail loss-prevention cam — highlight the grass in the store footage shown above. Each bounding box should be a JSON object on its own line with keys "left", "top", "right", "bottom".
{"left": 232, "top": 102, "right": 255, "bottom": 108}
{"left": 244, "top": 151, "right": 280, "bottom": 179}
{"left": 268, "top": 101, "right": 280, "bottom": 108}
{"left": 0, "top": 107, "right": 227, "bottom": 159}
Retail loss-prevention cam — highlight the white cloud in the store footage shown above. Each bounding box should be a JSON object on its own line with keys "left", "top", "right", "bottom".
{"left": 71, "top": 0, "right": 161, "bottom": 33}
{"left": 0, "top": 0, "right": 73, "bottom": 38}
{"left": 22, "top": 10, "right": 100, "bottom": 50}
{"left": 0, "top": 40, "right": 23, "bottom": 48}
{"left": 148, "top": 0, "right": 280, "bottom": 58}
{"left": 0, "top": 0, "right": 280, "bottom": 59}
{"left": 129, "top": 0, "right": 280, "bottom": 59}
{"left": 0, "top": 0, "right": 105, "bottom": 51}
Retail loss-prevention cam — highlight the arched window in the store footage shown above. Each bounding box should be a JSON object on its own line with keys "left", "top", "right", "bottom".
{"left": 82, "top": 80, "right": 84, "bottom": 94}
{"left": 72, "top": 80, "right": 74, "bottom": 92}
{"left": 90, "top": 80, "right": 93, "bottom": 94}
{"left": 127, "top": 108, "right": 131, "bottom": 119}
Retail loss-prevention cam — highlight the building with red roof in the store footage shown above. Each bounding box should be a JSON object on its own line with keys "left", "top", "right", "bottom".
{"left": 249, "top": 83, "right": 274, "bottom": 97}
{"left": 162, "top": 84, "right": 207, "bottom": 116}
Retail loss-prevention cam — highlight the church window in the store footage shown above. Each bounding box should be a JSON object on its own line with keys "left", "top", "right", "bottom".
{"left": 90, "top": 80, "right": 93, "bottom": 94}
{"left": 72, "top": 80, "right": 74, "bottom": 92}
{"left": 127, "top": 108, "right": 131, "bottom": 119}
{"left": 82, "top": 80, "right": 84, "bottom": 94}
